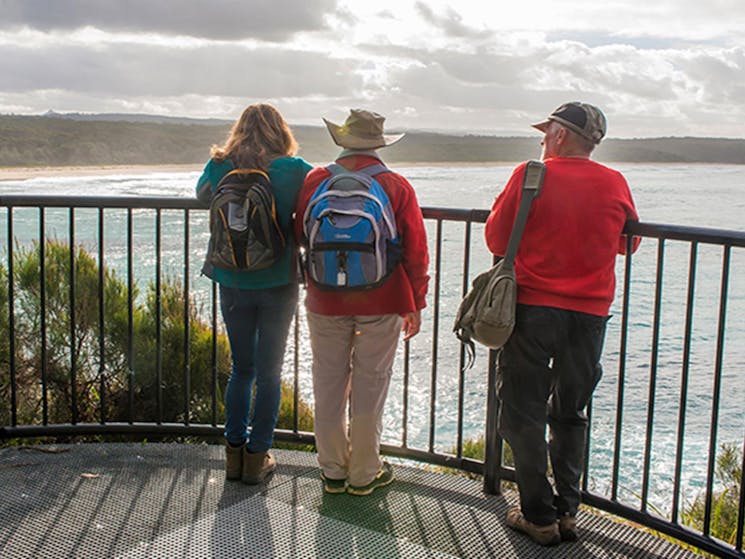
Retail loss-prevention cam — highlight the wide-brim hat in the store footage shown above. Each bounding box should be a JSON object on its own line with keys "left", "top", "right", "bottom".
{"left": 323, "top": 109, "right": 405, "bottom": 150}
{"left": 532, "top": 101, "right": 607, "bottom": 144}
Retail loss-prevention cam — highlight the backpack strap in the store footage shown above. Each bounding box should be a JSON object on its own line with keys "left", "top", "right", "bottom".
{"left": 357, "top": 163, "right": 389, "bottom": 177}
{"left": 325, "top": 163, "right": 389, "bottom": 178}
{"left": 221, "top": 168, "right": 269, "bottom": 181}
{"left": 216, "top": 168, "right": 270, "bottom": 191}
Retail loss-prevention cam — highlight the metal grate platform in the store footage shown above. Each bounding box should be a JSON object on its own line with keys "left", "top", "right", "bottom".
{"left": 0, "top": 443, "right": 702, "bottom": 558}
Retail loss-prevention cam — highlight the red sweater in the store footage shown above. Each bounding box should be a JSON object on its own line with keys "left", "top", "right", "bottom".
{"left": 294, "top": 154, "right": 430, "bottom": 316}
{"left": 485, "top": 157, "right": 640, "bottom": 316}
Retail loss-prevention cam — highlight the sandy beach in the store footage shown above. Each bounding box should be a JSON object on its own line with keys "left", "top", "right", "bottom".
{"left": 0, "top": 161, "right": 517, "bottom": 182}
{"left": 0, "top": 164, "right": 203, "bottom": 182}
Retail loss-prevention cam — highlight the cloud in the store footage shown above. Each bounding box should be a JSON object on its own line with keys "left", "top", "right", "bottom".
{"left": 1, "top": 0, "right": 743, "bottom": 136}
{"left": 0, "top": 41, "right": 363, "bottom": 99}
{"left": 0, "top": 0, "right": 339, "bottom": 41}
{"left": 414, "top": 2, "right": 491, "bottom": 40}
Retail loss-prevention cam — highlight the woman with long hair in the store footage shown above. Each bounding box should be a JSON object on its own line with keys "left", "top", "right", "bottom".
{"left": 197, "top": 103, "right": 311, "bottom": 483}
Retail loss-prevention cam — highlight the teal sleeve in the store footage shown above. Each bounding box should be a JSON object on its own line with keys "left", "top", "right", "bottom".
{"left": 195, "top": 159, "right": 234, "bottom": 204}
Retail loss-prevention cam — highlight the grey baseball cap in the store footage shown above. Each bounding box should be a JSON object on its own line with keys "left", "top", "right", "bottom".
{"left": 532, "top": 102, "right": 607, "bottom": 144}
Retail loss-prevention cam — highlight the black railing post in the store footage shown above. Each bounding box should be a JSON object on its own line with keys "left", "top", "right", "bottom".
{"left": 69, "top": 208, "right": 77, "bottom": 424}
{"left": 127, "top": 208, "right": 135, "bottom": 423}
{"left": 428, "top": 219, "right": 443, "bottom": 453}
{"left": 7, "top": 208, "right": 17, "bottom": 426}
{"left": 483, "top": 347, "right": 502, "bottom": 495}
{"left": 293, "top": 308, "right": 299, "bottom": 434}
{"left": 183, "top": 209, "right": 191, "bottom": 425}
{"left": 98, "top": 207, "right": 106, "bottom": 424}
{"left": 40, "top": 208, "right": 48, "bottom": 425}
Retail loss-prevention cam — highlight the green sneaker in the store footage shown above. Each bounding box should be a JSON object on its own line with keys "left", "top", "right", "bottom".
{"left": 320, "top": 472, "right": 347, "bottom": 494}
{"left": 347, "top": 462, "right": 394, "bottom": 496}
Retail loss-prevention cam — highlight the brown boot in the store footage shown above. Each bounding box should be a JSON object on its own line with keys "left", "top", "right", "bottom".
{"left": 505, "top": 506, "right": 561, "bottom": 546}
{"left": 241, "top": 449, "right": 276, "bottom": 484}
{"left": 225, "top": 443, "right": 243, "bottom": 481}
{"left": 559, "top": 513, "right": 578, "bottom": 541}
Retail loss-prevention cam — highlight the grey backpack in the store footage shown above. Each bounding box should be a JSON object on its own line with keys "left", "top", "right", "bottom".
{"left": 453, "top": 160, "right": 545, "bottom": 367}
{"left": 204, "top": 168, "right": 285, "bottom": 273}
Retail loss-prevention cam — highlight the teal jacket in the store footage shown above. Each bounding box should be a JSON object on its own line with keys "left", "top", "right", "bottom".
{"left": 196, "top": 156, "right": 312, "bottom": 289}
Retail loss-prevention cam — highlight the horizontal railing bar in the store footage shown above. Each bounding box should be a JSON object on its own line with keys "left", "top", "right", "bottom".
{"left": 0, "top": 196, "right": 490, "bottom": 222}
{"left": 422, "top": 207, "right": 490, "bottom": 222}
{"left": 4, "top": 195, "right": 744, "bottom": 246}
{"left": 626, "top": 220, "right": 745, "bottom": 247}
{"left": 0, "top": 195, "right": 205, "bottom": 210}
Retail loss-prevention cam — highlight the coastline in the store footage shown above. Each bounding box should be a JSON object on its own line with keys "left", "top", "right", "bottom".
{"left": 0, "top": 161, "right": 521, "bottom": 182}
{"left": 0, "top": 163, "right": 203, "bottom": 182}
{"left": 2, "top": 160, "right": 726, "bottom": 183}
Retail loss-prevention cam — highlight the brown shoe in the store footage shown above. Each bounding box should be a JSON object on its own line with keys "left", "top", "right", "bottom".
{"left": 241, "top": 449, "right": 276, "bottom": 484}
{"left": 225, "top": 443, "right": 243, "bottom": 481}
{"left": 559, "top": 514, "right": 578, "bottom": 541}
{"left": 505, "top": 506, "right": 561, "bottom": 546}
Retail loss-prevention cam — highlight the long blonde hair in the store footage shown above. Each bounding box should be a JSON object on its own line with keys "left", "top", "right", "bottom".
{"left": 210, "top": 103, "right": 299, "bottom": 170}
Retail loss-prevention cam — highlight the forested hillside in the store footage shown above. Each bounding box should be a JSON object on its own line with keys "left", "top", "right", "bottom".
{"left": 1, "top": 115, "right": 744, "bottom": 167}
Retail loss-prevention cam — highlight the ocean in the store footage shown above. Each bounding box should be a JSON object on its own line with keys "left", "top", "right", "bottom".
{"left": 1, "top": 162, "right": 744, "bottom": 515}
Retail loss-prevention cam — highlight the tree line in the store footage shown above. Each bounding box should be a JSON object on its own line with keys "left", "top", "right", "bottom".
{"left": 2, "top": 115, "right": 745, "bottom": 167}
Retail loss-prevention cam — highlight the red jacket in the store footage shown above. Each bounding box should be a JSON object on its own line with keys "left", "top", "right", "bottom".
{"left": 485, "top": 157, "right": 640, "bottom": 316}
{"left": 294, "top": 154, "right": 430, "bottom": 316}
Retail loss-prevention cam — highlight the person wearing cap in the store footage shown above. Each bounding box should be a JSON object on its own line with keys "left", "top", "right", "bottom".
{"left": 484, "top": 102, "right": 640, "bottom": 545}
{"left": 294, "top": 109, "right": 430, "bottom": 496}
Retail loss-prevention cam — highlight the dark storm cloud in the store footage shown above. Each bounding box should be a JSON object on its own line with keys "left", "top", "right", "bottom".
{"left": 0, "top": 41, "right": 363, "bottom": 98}
{"left": 0, "top": 0, "right": 338, "bottom": 41}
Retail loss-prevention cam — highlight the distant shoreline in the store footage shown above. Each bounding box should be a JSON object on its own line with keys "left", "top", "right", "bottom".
{"left": 0, "top": 159, "right": 735, "bottom": 183}
{"left": 0, "top": 161, "right": 520, "bottom": 182}
{"left": 0, "top": 164, "right": 203, "bottom": 182}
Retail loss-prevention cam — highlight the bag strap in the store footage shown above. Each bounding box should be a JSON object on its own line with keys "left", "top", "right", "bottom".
{"left": 326, "top": 162, "right": 389, "bottom": 178}
{"left": 501, "top": 160, "right": 545, "bottom": 271}
{"left": 215, "top": 168, "right": 271, "bottom": 194}
{"left": 220, "top": 167, "right": 269, "bottom": 182}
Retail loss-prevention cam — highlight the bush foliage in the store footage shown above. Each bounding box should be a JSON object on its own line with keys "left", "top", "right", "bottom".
{"left": 0, "top": 239, "right": 313, "bottom": 431}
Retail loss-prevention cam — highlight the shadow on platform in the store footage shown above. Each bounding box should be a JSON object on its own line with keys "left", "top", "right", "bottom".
{"left": 0, "top": 443, "right": 700, "bottom": 558}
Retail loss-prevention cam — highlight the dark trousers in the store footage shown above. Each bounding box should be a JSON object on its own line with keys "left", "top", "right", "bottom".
{"left": 497, "top": 304, "right": 609, "bottom": 526}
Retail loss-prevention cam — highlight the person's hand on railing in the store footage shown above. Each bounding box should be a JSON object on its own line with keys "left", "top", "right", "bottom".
{"left": 402, "top": 310, "right": 421, "bottom": 341}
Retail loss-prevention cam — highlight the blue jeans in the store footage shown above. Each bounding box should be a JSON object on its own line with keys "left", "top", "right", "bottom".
{"left": 497, "top": 304, "right": 609, "bottom": 525}
{"left": 220, "top": 283, "right": 298, "bottom": 452}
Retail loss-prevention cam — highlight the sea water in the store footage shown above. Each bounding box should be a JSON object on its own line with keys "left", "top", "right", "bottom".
{"left": 1, "top": 163, "right": 744, "bottom": 515}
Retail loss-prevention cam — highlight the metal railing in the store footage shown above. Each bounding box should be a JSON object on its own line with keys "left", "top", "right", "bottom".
{"left": 1, "top": 194, "right": 744, "bottom": 558}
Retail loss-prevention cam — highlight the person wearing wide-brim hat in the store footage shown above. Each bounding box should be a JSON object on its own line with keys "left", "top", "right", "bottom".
{"left": 322, "top": 109, "right": 405, "bottom": 150}
{"left": 294, "top": 108, "right": 430, "bottom": 496}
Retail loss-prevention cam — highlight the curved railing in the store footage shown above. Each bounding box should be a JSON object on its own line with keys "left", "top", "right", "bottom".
{"left": 1, "top": 194, "right": 744, "bottom": 558}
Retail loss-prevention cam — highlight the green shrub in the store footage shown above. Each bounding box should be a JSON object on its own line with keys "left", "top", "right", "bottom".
{"left": 682, "top": 443, "right": 743, "bottom": 547}
{"left": 0, "top": 239, "right": 313, "bottom": 433}
{"left": 2, "top": 240, "right": 132, "bottom": 424}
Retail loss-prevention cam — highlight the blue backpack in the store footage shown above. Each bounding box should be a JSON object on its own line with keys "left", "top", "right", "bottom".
{"left": 302, "top": 163, "right": 401, "bottom": 290}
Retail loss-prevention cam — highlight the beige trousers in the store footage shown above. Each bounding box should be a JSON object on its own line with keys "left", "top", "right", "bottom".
{"left": 307, "top": 312, "right": 402, "bottom": 487}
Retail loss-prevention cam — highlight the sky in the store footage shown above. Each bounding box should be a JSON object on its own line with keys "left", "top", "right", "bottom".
{"left": 1, "top": 0, "right": 744, "bottom": 138}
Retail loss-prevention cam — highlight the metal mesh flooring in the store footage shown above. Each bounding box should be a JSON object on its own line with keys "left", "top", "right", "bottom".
{"left": 0, "top": 443, "right": 702, "bottom": 558}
